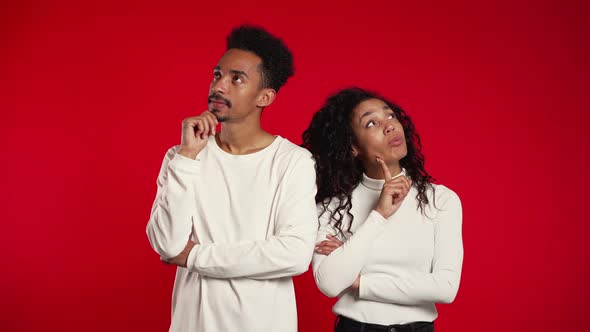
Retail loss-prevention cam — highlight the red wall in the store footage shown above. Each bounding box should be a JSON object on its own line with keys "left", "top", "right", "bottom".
{"left": 1, "top": 1, "right": 588, "bottom": 331}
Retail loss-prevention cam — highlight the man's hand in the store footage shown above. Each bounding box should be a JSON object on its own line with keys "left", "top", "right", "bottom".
{"left": 178, "top": 111, "right": 218, "bottom": 159}
{"left": 350, "top": 275, "right": 361, "bottom": 291}
{"left": 161, "top": 240, "right": 198, "bottom": 268}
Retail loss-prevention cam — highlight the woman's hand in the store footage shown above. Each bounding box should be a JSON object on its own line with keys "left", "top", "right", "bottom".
{"left": 315, "top": 234, "right": 343, "bottom": 256}
{"left": 374, "top": 158, "right": 412, "bottom": 219}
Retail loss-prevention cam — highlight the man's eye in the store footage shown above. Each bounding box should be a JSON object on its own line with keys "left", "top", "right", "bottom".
{"left": 213, "top": 72, "right": 221, "bottom": 79}
{"left": 388, "top": 113, "right": 395, "bottom": 119}
{"left": 233, "top": 76, "right": 243, "bottom": 83}
{"left": 366, "top": 121, "right": 375, "bottom": 128}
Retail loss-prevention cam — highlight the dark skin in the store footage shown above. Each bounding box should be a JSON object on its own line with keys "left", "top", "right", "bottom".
{"left": 161, "top": 240, "right": 197, "bottom": 267}
{"left": 162, "top": 49, "right": 279, "bottom": 268}
{"left": 314, "top": 99, "right": 412, "bottom": 291}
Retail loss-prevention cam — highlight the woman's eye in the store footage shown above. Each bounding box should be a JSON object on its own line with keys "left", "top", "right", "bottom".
{"left": 387, "top": 113, "right": 395, "bottom": 119}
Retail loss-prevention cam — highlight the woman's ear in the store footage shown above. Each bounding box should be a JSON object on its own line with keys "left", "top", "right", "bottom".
{"left": 351, "top": 145, "right": 359, "bottom": 158}
{"left": 256, "top": 88, "right": 276, "bottom": 108}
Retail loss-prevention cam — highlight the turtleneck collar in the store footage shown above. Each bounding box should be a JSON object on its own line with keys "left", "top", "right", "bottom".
{"left": 360, "top": 168, "right": 408, "bottom": 191}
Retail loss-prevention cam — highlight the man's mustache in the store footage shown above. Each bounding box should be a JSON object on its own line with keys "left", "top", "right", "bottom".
{"left": 208, "top": 94, "right": 232, "bottom": 108}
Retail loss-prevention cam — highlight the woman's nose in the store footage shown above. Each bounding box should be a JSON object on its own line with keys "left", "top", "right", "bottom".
{"left": 384, "top": 123, "right": 395, "bottom": 134}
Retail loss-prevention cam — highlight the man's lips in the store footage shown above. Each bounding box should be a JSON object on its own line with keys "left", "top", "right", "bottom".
{"left": 209, "top": 100, "right": 228, "bottom": 108}
{"left": 208, "top": 95, "right": 231, "bottom": 108}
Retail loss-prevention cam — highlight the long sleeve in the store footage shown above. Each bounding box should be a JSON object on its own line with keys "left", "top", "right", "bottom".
{"left": 358, "top": 191, "right": 463, "bottom": 304}
{"left": 146, "top": 147, "right": 199, "bottom": 259}
{"left": 185, "top": 154, "right": 318, "bottom": 279}
{"left": 312, "top": 209, "right": 388, "bottom": 297}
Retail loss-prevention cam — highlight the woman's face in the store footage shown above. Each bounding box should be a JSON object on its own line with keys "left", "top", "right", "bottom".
{"left": 350, "top": 98, "right": 408, "bottom": 168}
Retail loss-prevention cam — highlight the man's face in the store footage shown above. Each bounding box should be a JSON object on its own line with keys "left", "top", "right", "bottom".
{"left": 208, "top": 48, "right": 265, "bottom": 122}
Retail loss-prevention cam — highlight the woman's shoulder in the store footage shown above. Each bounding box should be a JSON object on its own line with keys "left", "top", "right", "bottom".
{"left": 428, "top": 183, "right": 461, "bottom": 207}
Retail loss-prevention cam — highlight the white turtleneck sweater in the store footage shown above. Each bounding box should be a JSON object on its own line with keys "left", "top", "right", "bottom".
{"left": 312, "top": 171, "right": 463, "bottom": 325}
{"left": 146, "top": 136, "right": 318, "bottom": 332}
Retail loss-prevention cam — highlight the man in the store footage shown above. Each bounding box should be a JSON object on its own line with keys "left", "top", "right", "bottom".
{"left": 146, "top": 25, "right": 317, "bottom": 331}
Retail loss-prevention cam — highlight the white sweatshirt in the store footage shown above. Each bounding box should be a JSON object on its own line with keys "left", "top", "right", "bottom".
{"left": 147, "top": 136, "right": 318, "bottom": 332}
{"left": 312, "top": 171, "right": 463, "bottom": 325}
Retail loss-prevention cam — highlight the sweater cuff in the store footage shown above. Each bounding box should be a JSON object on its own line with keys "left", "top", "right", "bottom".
{"left": 185, "top": 243, "right": 202, "bottom": 273}
{"left": 366, "top": 210, "right": 388, "bottom": 226}
{"left": 169, "top": 153, "right": 201, "bottom": 175}
{"left": 358, "top": 274, "right": 369, "bottom": 299}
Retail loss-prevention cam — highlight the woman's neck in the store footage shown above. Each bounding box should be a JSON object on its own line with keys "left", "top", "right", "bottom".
{"left": 364, "top": 160, "right": 402, "bottom": 179}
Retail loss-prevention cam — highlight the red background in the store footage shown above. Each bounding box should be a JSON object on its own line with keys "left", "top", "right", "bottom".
{"left": 1, "top": 1, "right": 589, "bottom": 331}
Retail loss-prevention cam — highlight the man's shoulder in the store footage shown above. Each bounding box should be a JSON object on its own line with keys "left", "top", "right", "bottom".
{"left": 275, "top": 136, "right": 312, "bottom": 160}
{"left": 271, "top": 137, "right": 315, "bottom": 177}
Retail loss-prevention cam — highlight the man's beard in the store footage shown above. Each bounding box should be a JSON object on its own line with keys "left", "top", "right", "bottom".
{"left": 208, "top": 93, "right": 231, "bottom": 123}
{"left": 212, "top": 111, "right": 228, "bottom": 123}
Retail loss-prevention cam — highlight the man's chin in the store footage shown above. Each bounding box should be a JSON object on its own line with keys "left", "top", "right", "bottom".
{"left": 209, "top": 108, "right": 228, "bottom": 122}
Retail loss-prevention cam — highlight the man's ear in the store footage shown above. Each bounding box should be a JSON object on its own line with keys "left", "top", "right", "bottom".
{"left": 257, "top": 88, "right": 276, "bottom": 108}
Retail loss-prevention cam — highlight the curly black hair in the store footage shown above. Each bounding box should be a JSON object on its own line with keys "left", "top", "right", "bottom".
{"left": 302, "top": 87, "right": 436, "bottom": 235}
{"left": 226, "top": 25, "right": 294, "bottom": 92}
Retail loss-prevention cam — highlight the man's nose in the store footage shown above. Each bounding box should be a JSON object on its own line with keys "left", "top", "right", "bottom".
{"left": 211, "top": 77, "right": 228, "bottom": 94}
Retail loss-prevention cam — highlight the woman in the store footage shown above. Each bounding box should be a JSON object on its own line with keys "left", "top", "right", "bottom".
{"left": 302, "top": 87, "right": 463, "bottom": 332}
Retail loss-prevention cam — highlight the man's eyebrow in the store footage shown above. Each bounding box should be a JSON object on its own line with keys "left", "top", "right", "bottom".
{"left": 213, "top": 67, "right": 248, "bottom": 79}
{"left": 229, "top": 70, "right": 248, "bottom": 78}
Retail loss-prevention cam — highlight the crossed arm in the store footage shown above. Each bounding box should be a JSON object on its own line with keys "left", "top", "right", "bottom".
{"left": 146, "top": 148, "right": 318, "bottom": 279}
{"left": 312, "top": 192, "right": 463, "bottom": 304}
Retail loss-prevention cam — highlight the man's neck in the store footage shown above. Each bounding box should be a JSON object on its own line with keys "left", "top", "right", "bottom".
{"left": 216, "top": 122, "right": 275, "bottom": 155}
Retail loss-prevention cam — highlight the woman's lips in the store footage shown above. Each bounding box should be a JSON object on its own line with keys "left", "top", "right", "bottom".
{"left": 389, "top": 137, "right": 404, "bottom": 147}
